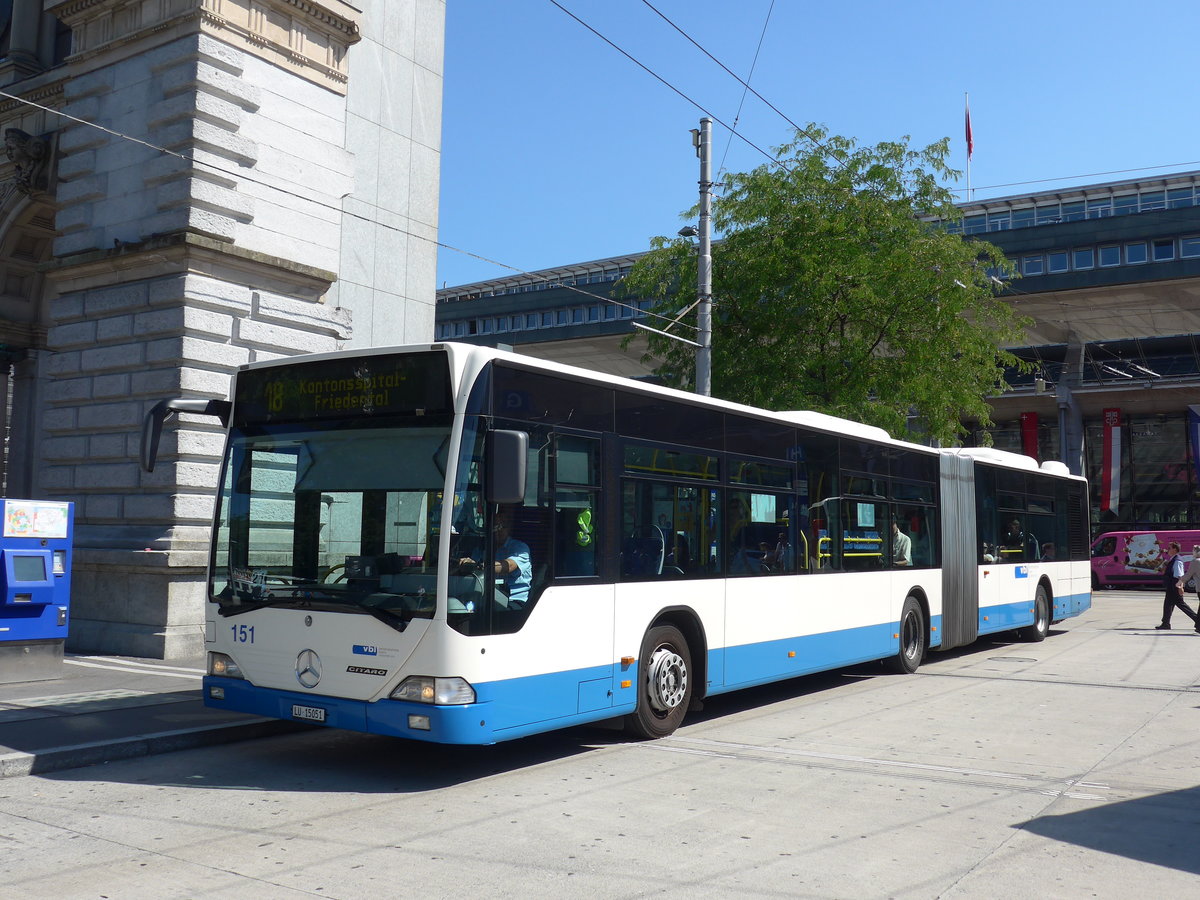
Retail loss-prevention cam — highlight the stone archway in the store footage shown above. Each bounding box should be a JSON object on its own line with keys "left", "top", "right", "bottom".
{"left": 0, "top": 188, "right": 58, "bottom": 496}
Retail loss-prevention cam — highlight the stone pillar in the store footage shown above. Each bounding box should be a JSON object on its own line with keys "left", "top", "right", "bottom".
{"left": 3, "top": 0, "right": 43, "bottom": 77}
{"left": 1057, "top": 335, "right": 1086, "bottom": 477}
{"left": 38, "top": 0, "right": 365, "bottom": 658}
{"left": 7, "top": 347, "right": 44, "bottom": 499}
{"left": 45, "top": 250, "right": 349, "bottom": 657}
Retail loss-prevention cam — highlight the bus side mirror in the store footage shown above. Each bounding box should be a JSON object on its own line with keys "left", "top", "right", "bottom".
{"left": 486, "top": 429, "right": 527, "bottom": 505}
{"left": 141, "top": 398, "right": 232, "bottom": 473}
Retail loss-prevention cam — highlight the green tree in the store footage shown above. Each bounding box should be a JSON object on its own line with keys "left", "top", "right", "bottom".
{"left": 621, "top": 125, "right": 1029, "bottom": 446}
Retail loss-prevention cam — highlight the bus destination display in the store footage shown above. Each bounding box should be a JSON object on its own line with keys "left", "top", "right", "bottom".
{"left": 234, "top": 353, "right": 453, "bottom": 425}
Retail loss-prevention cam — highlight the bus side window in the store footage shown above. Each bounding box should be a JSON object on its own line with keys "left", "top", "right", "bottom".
{"left": 553, "top": 434, "right": 600, "bottom": 580}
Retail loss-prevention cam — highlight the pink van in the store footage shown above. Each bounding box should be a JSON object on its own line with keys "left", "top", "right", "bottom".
{"left": 1090, "top": 530, "right": 1200, "bottom": 590}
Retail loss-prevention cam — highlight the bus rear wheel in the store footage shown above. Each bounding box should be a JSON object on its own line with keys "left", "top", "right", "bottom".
{"left": 625, "top": 624, "right": 692, "bottom": 739}
{"left": 1019, "top": 586, "right": 1050, "bottom": 642}
{"left": 886, "top": 596, "right": 925, "bottom": 674}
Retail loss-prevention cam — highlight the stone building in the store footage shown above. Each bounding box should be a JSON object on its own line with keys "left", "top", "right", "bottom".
{"left": 1, "top": 0, "right": 444, "bottom": 657}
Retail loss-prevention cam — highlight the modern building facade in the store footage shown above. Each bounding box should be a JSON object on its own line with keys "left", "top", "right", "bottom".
{"left": 436, "top": 169, "right": 1200, "bottom": 536}
{"left": 2, "top": 0, "right": 445, "bottom": 657}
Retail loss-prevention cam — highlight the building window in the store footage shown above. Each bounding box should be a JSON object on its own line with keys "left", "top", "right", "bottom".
{"left": 1086, "top": 198, "right": 1112, "bottom": 218}
{"left": 455, "top": 322, "right": 467, "bottom": 336}
{"left": 1113, "top": 194, "right": 1139, "bottom": 216}
{"left": 963, "top": 214, "right": 986, "bottom": 234}
{"left": 542, "top": 312, "right": 554, "bottom": 327}
{"left": 1073, "top": 248, "right": 1094, "bottom": 270}
{"left": 557, "top": 310, "right": 568, "bottom": 325}
{"left": 1035, "top": 203, "right": 1061, "bottom": 225}
{"left": 1168, "top": 187, "right": 1194, "bottom": 209}
{"left": 1126, "top": 242, "right": 1148, "bottom": 264}
{"left": 605, "top": 304, "right": 617, "bottom": 320}
{"left": 1012, "top": 208, "right": 1035, "bottom": 228}
{"left": 987, "top": 212, "right": 1010, "bottom": 231}
{"left": 1022, "top": 255, "right": 1045, "bottom": 276}
{"left": 526, "top": 313, "right": 538, "bottom": 328}
{"left": 588, "top": 306, "right": 600, "bottom": 322}
{"left": 1099, "top": 245, "right": 1121, "bottom": 267}
{"left": 572, "top": 308, "right": 584, "bottom": 324}
{"left": 1061, "top": 201, "right": 1085, "bottom": 222}
{"left": 1180, "top": 236, "right": 1200, "bottom": 258}
{"left": 1140, "top": 190, "right": 1166, "bottom": 211}
{"left": 1153, "top": 239, "right": 1175, "bottom": 262}
{"left": 1047, "top": 251, "right": 1069, "bottom": 273}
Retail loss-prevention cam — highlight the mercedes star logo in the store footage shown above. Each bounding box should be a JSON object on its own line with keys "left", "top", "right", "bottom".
{"left": 296, "top": 649, "right": 322, "bottom": 688}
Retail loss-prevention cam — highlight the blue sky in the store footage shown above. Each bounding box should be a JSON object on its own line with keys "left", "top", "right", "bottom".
{"left": 436, "top": 0, "right": 1200, "bottom": 289}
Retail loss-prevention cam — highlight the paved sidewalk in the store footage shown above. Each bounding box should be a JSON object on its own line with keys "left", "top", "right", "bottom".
{"left": 0, "top": 652, "right": 305, "bottom": 779}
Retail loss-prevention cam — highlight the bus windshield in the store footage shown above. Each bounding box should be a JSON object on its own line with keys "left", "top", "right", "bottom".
{"left": 209, "top": 420, "right": 468, "bottom": 629}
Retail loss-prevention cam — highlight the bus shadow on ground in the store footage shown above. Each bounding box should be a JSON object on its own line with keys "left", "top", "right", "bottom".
{"left": 44, "top": 668, "right": 887, "bottom": 794}
{"left": 36, "top": 637, "right": 1069, "bottom": 794}
{"left": 45, "top": 724, "right": 611, "bottom": 794}
{"left": 1018, "top": 785, "right": 1200, "bottom": 875}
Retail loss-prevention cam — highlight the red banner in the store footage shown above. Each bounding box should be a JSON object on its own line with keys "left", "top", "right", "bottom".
{"left": 965, "top": 102, "right": 974, "bottom": 160}
{"left": 1101, "top": 408, "right": 1122, "bottom": 513}
{"left": 1020, "top": 412, "right": 1039, "bottom": 461}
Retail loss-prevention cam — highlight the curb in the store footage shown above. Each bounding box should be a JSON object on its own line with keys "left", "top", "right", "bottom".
{"left": 0, "top": 718, "right": 310, "bottom": 780}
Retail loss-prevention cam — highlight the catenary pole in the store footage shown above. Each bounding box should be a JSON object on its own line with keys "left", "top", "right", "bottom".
{"left": 696, "top": 117, "right": 713, "bottom": 396}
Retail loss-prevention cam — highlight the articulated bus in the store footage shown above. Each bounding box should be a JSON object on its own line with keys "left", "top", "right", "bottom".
{"left": 141, "top": 343, "right": 1092, "bottom": 744}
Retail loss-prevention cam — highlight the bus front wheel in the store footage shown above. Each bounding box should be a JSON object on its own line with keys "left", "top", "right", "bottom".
{"left": 625, "top": 625, "right": 692, "bottom": 740}
{"left": 886, "top": 596, "right": 925, "bottom": 674}
{"left": 1019, "top": 586, "right": 1050, "bottom": 642}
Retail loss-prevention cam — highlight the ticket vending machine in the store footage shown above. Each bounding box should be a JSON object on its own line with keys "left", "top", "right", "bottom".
{"left": 0, "top": 499, "right": 74, "bottom": 684}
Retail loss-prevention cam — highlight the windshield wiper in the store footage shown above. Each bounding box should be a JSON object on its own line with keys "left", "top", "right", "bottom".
{"left": 218, "top": 585, "right": 410, "bottom": 632}
{"left": 217, "top": 583, "right": 340, "bottom": 617}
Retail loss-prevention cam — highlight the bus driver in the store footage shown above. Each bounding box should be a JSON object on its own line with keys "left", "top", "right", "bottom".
{"left": 458, "top": 508, "right": 532, "bottom": 607}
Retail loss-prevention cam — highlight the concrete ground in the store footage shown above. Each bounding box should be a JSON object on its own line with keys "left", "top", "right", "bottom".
{"left": 0, "top": 650, "right": 304, "bottom": 779}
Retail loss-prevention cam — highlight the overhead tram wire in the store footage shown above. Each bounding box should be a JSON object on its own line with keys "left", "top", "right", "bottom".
{"left": 710, "top": 0, "right": 776, "bottom": 184}
{"left": 0, "top": 87, "right": 686, "bottom": 331}
{"left": 951, "top": 159, "right": 1200, "bottom": 198}
{"left": 638, "top": 0, "right": 831, "bottom": 161}
{"left": 546, "top": 0, "right": 787, "bottom": 173}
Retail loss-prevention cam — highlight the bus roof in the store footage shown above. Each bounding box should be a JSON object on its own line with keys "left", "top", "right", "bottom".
{"left": 235, "top": 342, "right": 1080, "bottom": 476}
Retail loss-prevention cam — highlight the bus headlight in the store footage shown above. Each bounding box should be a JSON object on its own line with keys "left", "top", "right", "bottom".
{"left": 391, "top": 676, "right": 475, "bottom": 705}
{"left": 208, "top": 652, "right": 245, "bottom": 679}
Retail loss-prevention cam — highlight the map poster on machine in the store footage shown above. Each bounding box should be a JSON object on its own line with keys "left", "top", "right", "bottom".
{"left": 3, "top": 499, "right": 71, "bottom": 540}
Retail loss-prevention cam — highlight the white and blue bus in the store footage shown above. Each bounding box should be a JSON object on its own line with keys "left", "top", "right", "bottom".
{"left": 142, "top": 343, "right": 1091, "bottom": 744}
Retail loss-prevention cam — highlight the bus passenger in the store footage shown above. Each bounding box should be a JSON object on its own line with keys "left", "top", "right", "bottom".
{"left": 727, "top": 496, "right": 764, "bottom": 574}
{"left": 764, "top": 531, "right": 792, "bottom": 571}
{"left": 891, "top": 522, "right": 911, "bottom": 567}
{"left": 1004, "top": 519, "right": 1024, "bottom": 551}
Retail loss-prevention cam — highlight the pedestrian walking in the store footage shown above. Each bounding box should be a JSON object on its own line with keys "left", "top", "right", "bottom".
{"left": 1184, "top": 544, "right": 1200, "bottom": 596}
{"left": 1155, "top": 541, "right": 1198, "bottom": 631}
